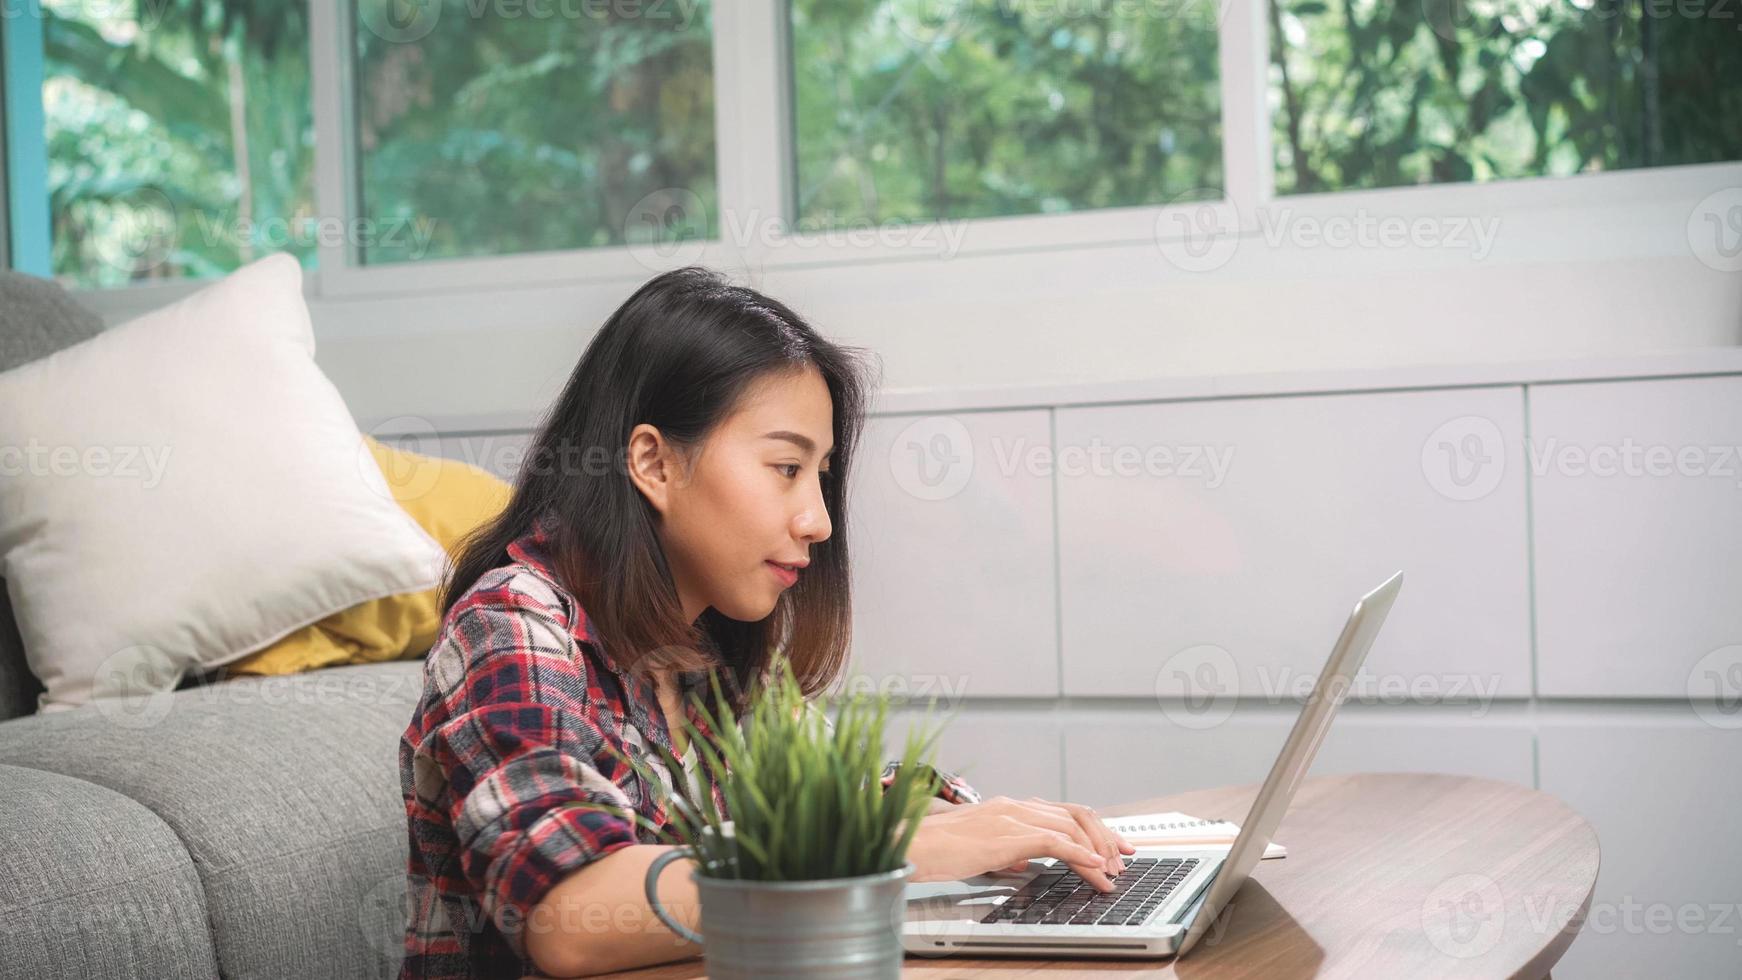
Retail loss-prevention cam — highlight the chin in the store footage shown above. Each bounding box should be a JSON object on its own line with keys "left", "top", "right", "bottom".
{"left": 715, "top": 593, "right": 780, "bottom": 623}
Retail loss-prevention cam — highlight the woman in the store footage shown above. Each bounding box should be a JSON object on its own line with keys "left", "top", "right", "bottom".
{"left": 398, "top": 267, "right": 1132, "bottom": 978}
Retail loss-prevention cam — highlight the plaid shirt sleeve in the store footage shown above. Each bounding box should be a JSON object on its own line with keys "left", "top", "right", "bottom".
{"left": 411, "top": 594, "right": 641, "bottom": 962}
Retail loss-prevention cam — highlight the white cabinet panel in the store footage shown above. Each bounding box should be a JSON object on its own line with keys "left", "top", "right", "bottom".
{"left": 1064, "top": 712, "right": 1287, "bottom": 808}
{"left": 1531, "top": 375, "right": 1742, "bottom": 697}
{"left": 1539, "top": 718, "right": 1742, "bottom": 980}
{"left": 1063, "top": 707, "right": 1535, "bottom": 810}
{"left": 1056, "top": 388, "right": 1531, "bottom": 699}
{"left": 848, "top": 411, "right": 1059, "bottom": 697}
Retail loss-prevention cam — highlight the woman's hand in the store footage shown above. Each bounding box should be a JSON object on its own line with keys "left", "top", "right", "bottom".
{"left": 906, "top": 796, "right": 1136, "bottom": 892}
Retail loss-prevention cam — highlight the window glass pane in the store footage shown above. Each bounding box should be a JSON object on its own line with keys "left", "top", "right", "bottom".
{"left": 354, "top": 0, "right": 717, "bottom": 265}
{"left": 790, "top": 0, "right": 1224, "bottom": 226}
{"left": 42, "top": 2, "right": 313, "bottom": 288}
{"left": 1269, "top": 0, "right": 1742, "bottom": 194}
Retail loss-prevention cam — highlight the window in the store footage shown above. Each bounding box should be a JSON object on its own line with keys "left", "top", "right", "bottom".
{"left": 1268, "top": 0, "right": 1742, "bottom": 194}
{"left": 352, "top": 0, "right": 718, "bottom": 265}
{"left": 40, "top": 1, "right": 314, "bottom": 288}
{"left": 788, "top": 0, "right": 1225, "bottom": 226}
{"left": 4, "top": 0, "right": 1738, "bottom": 292}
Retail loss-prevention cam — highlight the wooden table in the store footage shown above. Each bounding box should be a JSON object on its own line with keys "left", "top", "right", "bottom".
{"left": 591, "top": 773, "right": 1600, "bottom": 978}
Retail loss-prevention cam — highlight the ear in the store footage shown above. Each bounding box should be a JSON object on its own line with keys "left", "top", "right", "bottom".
{"left": 626, "top": 422, "right": 680, "bottom": 516}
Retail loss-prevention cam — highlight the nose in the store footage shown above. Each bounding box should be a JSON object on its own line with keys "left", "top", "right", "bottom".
{"left": 792, "top": 481, "right": 833, "bottom": 544}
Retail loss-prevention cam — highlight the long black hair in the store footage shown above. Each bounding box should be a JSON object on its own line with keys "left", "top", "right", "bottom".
{"left": 442, "top": 266, "right": 874, "bottom": 712}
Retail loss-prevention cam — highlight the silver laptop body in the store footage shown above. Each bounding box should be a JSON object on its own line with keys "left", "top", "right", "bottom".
{"left": 902, "top": 570, "right": 1404, "bottom": 959}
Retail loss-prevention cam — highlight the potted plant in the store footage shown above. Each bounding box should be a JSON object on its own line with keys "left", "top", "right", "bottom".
{"left": 597, "top": 656, "right": 947, "bottom": 979}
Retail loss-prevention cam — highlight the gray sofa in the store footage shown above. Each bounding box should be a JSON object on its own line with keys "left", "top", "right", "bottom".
{"left": 0, "top": 271, "right": 419, "bottom": 979}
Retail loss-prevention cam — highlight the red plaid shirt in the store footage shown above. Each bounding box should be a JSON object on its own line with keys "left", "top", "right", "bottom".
{"left": 398, "top": 514, "right": 980, "bottom": 978}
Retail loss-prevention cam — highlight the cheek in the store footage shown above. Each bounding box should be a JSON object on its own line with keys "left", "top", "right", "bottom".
{"left": 682, "top": 463, "right": 775, "bottom": 571}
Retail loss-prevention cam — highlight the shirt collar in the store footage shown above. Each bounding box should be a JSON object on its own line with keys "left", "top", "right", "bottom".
{"left": 503, "top": 510, "right": 595, "bottom": 649}
{"left": 503, "top": 511, "right": 726, "bottom": 704}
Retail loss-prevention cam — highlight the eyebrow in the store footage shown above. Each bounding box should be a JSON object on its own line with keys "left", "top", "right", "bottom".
{"left": 762, "top": 430, "right": 834, "bottom": 458}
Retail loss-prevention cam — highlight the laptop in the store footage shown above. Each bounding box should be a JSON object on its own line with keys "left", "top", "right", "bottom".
{"left": 902, "top": 570, "right": 1404, "bottom": 959}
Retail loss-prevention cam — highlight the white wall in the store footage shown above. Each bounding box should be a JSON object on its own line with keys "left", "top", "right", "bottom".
{"left": 382, "top": 349, "right": 1742, "bottom": 980}
{"left": 129, "top": 160, "right": 1707, "bottom": 426}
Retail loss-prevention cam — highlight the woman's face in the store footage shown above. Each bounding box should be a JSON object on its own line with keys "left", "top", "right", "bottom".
{"left": 628, "top": 366, "right": 835, "bottom": 624}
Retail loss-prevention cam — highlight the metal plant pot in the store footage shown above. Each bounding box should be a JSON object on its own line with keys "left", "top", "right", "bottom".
{"left": 644, "top": 852, "right": 915, "bottom": 979}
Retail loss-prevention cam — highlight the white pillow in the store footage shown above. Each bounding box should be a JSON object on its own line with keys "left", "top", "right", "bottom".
{"left": 0, "top": 253, "right": 446, "bottom": 712}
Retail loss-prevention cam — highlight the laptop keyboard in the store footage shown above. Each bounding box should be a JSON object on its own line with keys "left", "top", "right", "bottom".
{"left": 978, "top": 857, "right": 1201, "bottom": 927}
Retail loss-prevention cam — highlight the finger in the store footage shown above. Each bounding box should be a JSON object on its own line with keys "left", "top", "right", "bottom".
{"left": 1025, "top": 832, "right": 1114, "bottom": 892}
{"left": 1082, "top": 809, "right": 1131, "bottom": 867}
{"left": 1077, "top": 809, "right": 1136, "bottom": 853}
{"left": 1069, "top": 804, "right": 1124, "bottom": 871}
{"left": 1008, "top": 800, "right": 1102, "bottom": 861}
{"left": 1066, "top": 859, "right": 1116, "bottom": 892}
{"left": 1084, "top": 810, "right": 1136, "bottom": 854}
{"left": 994, "top": 813, "right": 1114, "bottom": 891}
{"left": 1018, "top": 827, "right": 1103, "bottom": 869}
{"left": 1027, "top": 799, "right": 1123, "bottom": 874}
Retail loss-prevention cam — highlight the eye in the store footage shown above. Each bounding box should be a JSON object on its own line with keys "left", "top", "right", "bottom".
{"left": 776, "top": 463, "right": 801, "bottom": 479}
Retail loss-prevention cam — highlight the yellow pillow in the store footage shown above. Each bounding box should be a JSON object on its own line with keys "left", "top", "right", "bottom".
{"left": 222, "top": 435, "right": 512, "bottom": 676}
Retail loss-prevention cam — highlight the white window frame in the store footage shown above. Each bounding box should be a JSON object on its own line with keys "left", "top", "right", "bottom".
{"left": 61, "top": 0, "right": 1742, "bottom": 314}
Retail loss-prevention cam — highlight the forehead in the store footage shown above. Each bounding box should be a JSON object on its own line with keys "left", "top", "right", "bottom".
{"left": 723, "top": 368, "right": 834, "bottom": 445}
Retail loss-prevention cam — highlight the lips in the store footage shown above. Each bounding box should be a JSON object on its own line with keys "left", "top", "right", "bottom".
{"left": 766, "top": 561, "right": 800, "bottom": 588}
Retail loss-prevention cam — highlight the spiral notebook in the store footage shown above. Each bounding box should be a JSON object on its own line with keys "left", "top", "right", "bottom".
{"left": 1101, "top": 811, "right": 1287, "bottom": 860}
